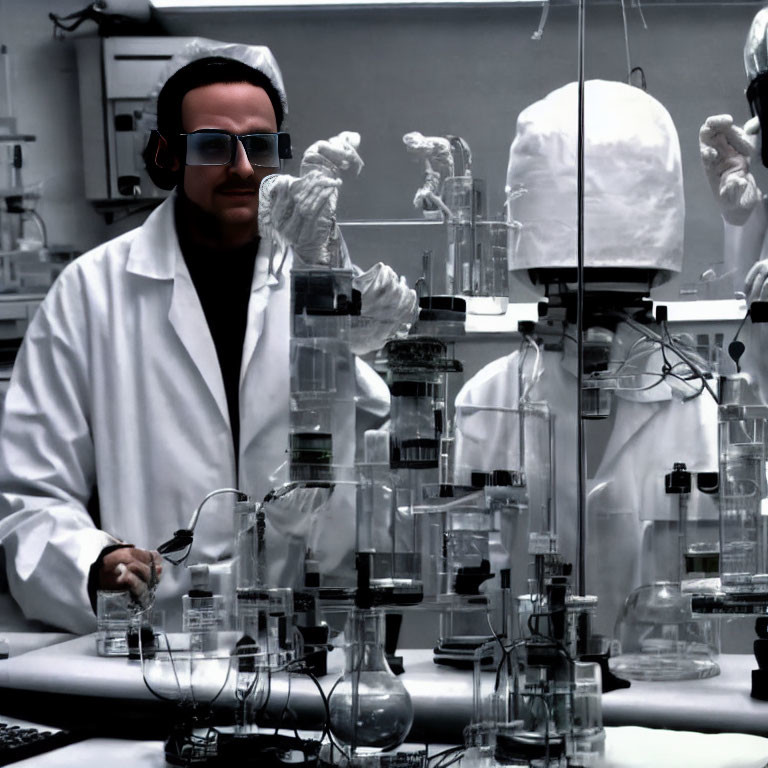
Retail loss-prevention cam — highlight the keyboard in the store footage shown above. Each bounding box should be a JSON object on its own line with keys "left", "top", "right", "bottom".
{"left": 0, "top": 718, "right": 84, "bottom": 766}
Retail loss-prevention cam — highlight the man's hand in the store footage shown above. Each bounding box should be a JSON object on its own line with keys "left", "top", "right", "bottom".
{"left": 700, "top": 114, "right": 761, "bottom": 226}
{"left": 98, "top": 546, "right": 162, "bottom": 602}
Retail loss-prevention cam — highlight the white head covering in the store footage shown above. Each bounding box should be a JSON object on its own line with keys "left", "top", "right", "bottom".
{"left": 144, "top": 37, "right": 288, "bottom": 129}
{"left": 745, "top": 7, "right": 768, "bottom": 81}
{"left": 505, "top": 79, "right": 684, "bottom": 278}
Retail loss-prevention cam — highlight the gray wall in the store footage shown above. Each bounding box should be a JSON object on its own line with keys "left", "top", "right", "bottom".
{"left": 0, "top": 1, "right": 765, "bottom": 296}
{"left": 159, "top": 2, "right": 767, "bottom": 301}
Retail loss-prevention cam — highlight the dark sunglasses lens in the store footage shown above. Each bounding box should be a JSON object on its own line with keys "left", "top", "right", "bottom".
{"left": 186, "top": 133, "right": 232, "bottom": 165}
{"left": 241, "top": 134, "right": 278, "bottom": 168}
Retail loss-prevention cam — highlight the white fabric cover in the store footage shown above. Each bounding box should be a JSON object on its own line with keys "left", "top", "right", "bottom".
{"left": 145, "top": 37, "right": 288, "bottom": 123}
{"left": 604, "top": 726, "right": 768, "bottom": 768}
{"left": 745, "top": 8, "right": 768, "bottom": 81}
{"left": 506, "top": 79, "right": 684, "bottom": 276}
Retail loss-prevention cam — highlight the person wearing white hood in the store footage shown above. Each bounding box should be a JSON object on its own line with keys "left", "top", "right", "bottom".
{"left": 699, "top": 7, "right": 768, "bottom": 403}
{"left": 0, "top": 39, "right": 417, "bottom": 633}
{"left": 455, "top": 80, "right": 719, "bottom": 638}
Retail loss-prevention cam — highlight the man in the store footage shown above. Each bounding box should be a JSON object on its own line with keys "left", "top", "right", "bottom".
{"left": 0, "top": 41, "right": 408, "bottom": 633}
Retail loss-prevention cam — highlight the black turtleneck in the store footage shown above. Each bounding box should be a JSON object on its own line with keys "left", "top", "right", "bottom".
{"left": 175, "top": 198, "right": 258, "bottom": 463}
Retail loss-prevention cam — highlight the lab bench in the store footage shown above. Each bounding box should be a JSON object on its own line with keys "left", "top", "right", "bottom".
{"left": 1, "top": 635, "right": 768, "bottom": 744}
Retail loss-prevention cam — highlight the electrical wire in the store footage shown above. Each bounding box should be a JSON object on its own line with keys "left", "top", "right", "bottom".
{"left": 618, "top": 313, "right": 718, "bottom": 403}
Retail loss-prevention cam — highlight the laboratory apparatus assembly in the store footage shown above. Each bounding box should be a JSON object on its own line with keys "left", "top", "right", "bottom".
{"left": 8, "top": 4, "right": 768, "bottom": 768}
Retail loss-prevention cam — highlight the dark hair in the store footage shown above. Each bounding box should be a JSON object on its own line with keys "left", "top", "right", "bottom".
{"left": 144, "top": 56, "right": 285, "bottom": 190}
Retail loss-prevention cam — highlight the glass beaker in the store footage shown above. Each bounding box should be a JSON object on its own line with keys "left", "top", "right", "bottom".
{"left": 470, "top": 221, "right": 510, "bottom": 315}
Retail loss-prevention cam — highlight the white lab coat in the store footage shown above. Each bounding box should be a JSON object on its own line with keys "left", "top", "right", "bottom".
{"left": 0, "top": 195, "right": 390, "bottom": 634}
{"left": 726, "top": 201, "right": 768, "bottom": 403}
{"left": 454, "top": 330, "right": 718, "bottom": 638}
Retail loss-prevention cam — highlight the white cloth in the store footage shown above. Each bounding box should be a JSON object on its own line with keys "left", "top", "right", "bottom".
{"left": 506, "top": 80, "right": 684, "bottom": 277}
{"left": 727, "top": 198, "right": 768, "bottom": 404}
{"left": 604, "top": 726, "right": 768, "bottom": 768}
{"left": 454, "top": 329, "right": 718, "bottom": 637}
{"left": 0, "top": 195, "right": 390, "bottom": 634}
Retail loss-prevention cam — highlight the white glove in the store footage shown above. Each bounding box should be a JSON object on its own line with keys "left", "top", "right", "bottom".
{"left": 260, "top": 170, "right": 341, "bottom": 265}
{"left": 745, "top": 257, "right": 768, "bottom": 303}
{"left": 301, "top": 130, "right": 364, "bottom": 179}
{"left": 403, "top": 132, "right": 454, "bottom": 216}
{"left": 700, "top": 114, "right": 761, "bottom": 226}
{"left": 260, "top": 131, "right": 363, "bottom": 266}
{"left": 402, "top": 131, "right": 454, "bottom": 172}
{"left": 351, "top": 262, "right": 419, "bottom": 355}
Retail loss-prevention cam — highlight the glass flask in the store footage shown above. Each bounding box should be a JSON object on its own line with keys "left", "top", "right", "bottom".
{"left": 611, "top": 582, "right": 720, "bottom": 681}
{"left": 611, "top": 464, "right": 720, "bottom": 681}
{"left": 328, "top": 608, "right": 414, "bottom": 754}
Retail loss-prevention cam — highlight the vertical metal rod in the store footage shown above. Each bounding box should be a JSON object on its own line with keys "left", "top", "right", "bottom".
{"left": 620, "top": 0, "right": 632, "bottom": 84}
{"left": 576, "top": 0, "right": 587, "bottom": 597}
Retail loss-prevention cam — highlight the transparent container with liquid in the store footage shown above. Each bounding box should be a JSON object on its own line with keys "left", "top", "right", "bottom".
{"left": 290, "top": 268, "right": 357, "bottom": 481}
{"left": 718, "top": 375, "right": 768, "bottom": 593}
{"left": 383, "top": 338, "right": 457, "bottom": 471}
{"left": 356, "top": 430, "right": 422, "bottom": 602}
{"left": 611, "top": 464, "right": 720, "bottom": 681}
{"left": 328, "top": 608, "right": 414, "bottom": 754}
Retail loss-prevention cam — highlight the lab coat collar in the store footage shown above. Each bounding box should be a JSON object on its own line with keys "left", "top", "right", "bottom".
{"left": 126, "top": 195, "right": 179, "bottom": 280}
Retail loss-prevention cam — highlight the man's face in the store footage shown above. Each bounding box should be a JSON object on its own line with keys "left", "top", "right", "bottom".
{"left": 180, "top": 81, "right": 278, "bottom": 241}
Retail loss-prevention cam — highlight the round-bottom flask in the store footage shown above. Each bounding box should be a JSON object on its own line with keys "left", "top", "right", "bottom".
{"left": 328, "top": 608, "right": 414, "bottom": 754}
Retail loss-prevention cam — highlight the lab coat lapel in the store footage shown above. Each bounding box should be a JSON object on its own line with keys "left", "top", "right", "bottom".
{"left": 168, "top": 253, "right": 230, "bottom": 429}
{"left": 126, "top": 197, "right": 229, "bottom": 425}
{"left": 240, "top": 240, "right": 289, "bottom": 382}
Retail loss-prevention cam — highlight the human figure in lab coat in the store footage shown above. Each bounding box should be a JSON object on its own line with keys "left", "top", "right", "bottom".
{"left": 456, "top": 80, "right": 718, "bottom": 638}
{"left": 0, "top": 39, "right": 416, "bottom": 633}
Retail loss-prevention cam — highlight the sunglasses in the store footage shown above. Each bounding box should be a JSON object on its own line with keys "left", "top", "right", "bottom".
{"left": 180, "top": 130, "right": 292, "bottom": 168}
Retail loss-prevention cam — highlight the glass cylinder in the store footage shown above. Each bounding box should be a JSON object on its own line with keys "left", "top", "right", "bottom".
{"left": 444, "top": 176, "right": 475, "bottom": 298}
{"left": 384, "top": 339, "right": 456, "bottom": 471}
{"left": 470, "top": 220, "right": 510, "bottom": 315}
{"left": 719, "top": 413, "right": 766, "bottom": 592}
{"left": 683, "top": 473, "right": 720, "bottom": 581}
{"left": 234, "top": 500, "right": 264, "bottom": 593}
{"left": 290, "top": 268, "right": 356, "bottom": 482}
{"left": 356, "top": 461, "right": 422, "bottom": 602}
{"left": 328, "top": 608, "right": 414, "bottom": 754}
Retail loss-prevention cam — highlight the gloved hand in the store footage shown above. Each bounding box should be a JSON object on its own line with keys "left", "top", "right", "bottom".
{"left": 351, "top": 262, "right": 419, "bottom": 355}
{"left": 260, "top": 171, "right": 342, "bottom": 265}
{"left": 700, "top": 114, "right": 761, "bottom": 226}
{"left": 745, "top": 257, "right": 768, "bottom": 303}
{"left": 301, "top": 130, "right": 364, "bottom": 179}
{"left": 260, "top": 131, "right": 363, "bottom": 266}
{"left": 402, "top": 131, "right": 454, "bottom": 216}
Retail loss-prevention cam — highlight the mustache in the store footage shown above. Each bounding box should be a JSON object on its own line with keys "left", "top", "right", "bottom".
{"left": 216, "top": 182, "right": 258, "bottom": 193}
